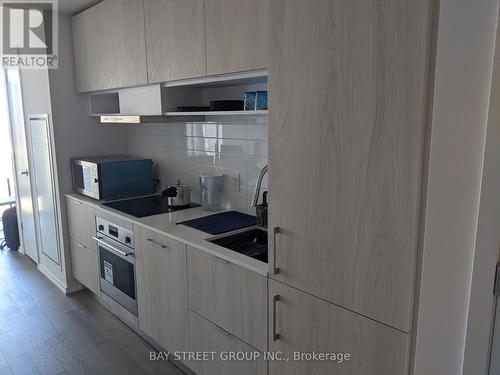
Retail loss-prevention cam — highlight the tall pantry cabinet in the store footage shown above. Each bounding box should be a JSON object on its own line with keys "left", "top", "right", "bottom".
{"left": 267, "top": 0, "right": 436, "bottom": 373}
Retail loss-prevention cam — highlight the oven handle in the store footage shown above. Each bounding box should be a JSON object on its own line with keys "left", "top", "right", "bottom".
{"left": 92, "top": 236, "right": 134, "bottom": 257}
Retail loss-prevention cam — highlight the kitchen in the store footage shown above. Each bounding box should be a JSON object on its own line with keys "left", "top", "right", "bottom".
{"left": 0, "top": 1, "right": 499, "bottom": 375}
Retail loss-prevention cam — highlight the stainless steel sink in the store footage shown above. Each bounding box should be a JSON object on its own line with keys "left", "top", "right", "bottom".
{"left": 208, "top": 227, "right": 268, "bottom": 263}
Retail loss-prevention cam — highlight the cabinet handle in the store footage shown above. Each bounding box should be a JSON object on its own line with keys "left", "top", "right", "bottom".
{"left": 73, "top": 200, "right": 82, "bottom": 205}
{"left": 214, "top": 324, "right": 231, "bottom": 337}
{"left": 77, "top": 243, "right": 85, "bottom": 248}
{"left": 146, "top": 238, "right": 168, "bottom": 249}
{"left": 272, "top": 227, "right": 280, "bottom": 275}
{"left": 272, "top": 295, "right": 280, "bottom": 341}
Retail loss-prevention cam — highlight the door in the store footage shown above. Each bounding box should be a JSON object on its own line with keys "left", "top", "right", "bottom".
{"left": 205, "top": 0, "right": 268, "bottom": 75}
{"left": 71, "top": 0, "right": 148, "bottom": 92}
{"left": 26, "top": 115, "right": 60, "bottom": 265}
{"left": 490, "top": 264, "right": 500, "bottom": 374}
{"left": 268, "top": 279, "right": 410, "bottom": 375}
{"left": 268, "top": 0, "right": 435, "bottom": 331}
{"left": 144, "top": 0, "right": 206, "bottom": 82}
{"left": 3, "top": 69, "right": 38, "bottom": 262}
{"left": 135, "top": 227, "right": 187, "bottom": 352}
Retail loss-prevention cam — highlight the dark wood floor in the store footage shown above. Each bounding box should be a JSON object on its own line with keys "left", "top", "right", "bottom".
{"left": 0, "top": 249, "right": 184, "bottom": 375}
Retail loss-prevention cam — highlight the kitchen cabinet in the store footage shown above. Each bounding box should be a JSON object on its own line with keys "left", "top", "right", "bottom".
{"left": 187, "top": 310, "right": 266, "bottom": 375}
{"left": 268, "top": 280, "right": 410, "bottom": 375}
{"left": 69, "top": 239, "right": 99, "bottom": 294}
{"left": 66, "top": 196, "right": 95, "bottom": 249}
{"left": 205, "top": 0, "right": 268, "bottom": 75}
{"left": 144, "top": 0, "right": 206, "bottom": 82}
{"left": 186, "top": 247, "right": 267, "bottom": 351}
{"left": 135, "top": 227, "right": 188, "bottom": 352}
{"left": 71, "top": 0, "right": 147, "bottom": 92}
{"left": 268, "top": 0, "right": 435, "bottom": 331}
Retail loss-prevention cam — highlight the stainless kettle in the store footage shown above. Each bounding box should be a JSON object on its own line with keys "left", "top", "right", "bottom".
{"left": 161, "top": 181, "right": 191, "bottom": 207}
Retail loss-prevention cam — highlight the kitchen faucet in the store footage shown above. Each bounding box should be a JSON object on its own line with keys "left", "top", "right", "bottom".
{"left": 251, "top": 165, "right": 268, "bottom": 207}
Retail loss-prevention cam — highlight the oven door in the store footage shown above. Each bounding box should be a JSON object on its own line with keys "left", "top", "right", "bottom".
{"left": 72, "top": 160, "right": 100, "bottom": 199}
{"left": 94, "top": 236, "right": 137, "bottom": 315}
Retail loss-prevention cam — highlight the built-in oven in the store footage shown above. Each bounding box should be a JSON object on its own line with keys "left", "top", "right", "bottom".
{"left": 94, "top": 216, "right": 137, "bottom": 316}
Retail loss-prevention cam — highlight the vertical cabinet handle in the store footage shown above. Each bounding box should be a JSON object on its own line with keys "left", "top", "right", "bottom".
{"left": 272, "top": 227, "right": 280, "bottom": 275}
{"left": 272, "top": 295, "right": 280, "bottom": 341}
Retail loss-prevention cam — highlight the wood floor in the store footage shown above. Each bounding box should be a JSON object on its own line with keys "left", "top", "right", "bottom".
{"left": 0, "top": 249, "right": 185, "bottom": 375}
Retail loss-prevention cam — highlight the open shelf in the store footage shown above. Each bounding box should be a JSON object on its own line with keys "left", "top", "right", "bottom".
{"left": 164, "top": 110, "right": 268, "bottom": 116}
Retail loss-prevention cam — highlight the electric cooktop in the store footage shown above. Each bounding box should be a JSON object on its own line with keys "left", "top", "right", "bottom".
{"left": 102, "top": 195, "right": 199, "bottom": 218}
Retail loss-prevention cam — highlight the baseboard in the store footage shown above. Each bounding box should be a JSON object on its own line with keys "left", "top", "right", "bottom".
{"left": 37, "top": 263, "right": 82, "bottom": 295}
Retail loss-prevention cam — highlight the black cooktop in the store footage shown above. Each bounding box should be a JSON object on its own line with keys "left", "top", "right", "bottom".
{"left": 103, "top": 195, "right": 199, "bottom": 218}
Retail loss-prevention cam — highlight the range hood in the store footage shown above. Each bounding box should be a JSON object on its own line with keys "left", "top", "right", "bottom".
{"left": 96, "top": 85, "right": 202, "bottom": 124}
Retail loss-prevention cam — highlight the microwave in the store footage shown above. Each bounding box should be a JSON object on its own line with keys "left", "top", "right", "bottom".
{"left": 72, "top": 156, "right": 154, "bottom": 200}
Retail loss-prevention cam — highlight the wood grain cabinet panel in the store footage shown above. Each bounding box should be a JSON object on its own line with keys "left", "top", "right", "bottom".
{"left": 135, "top": 227, "right": 188, "bottom": 352}
{"left": 71, "top": 0, "right": 147, "bottom": 92}
{"left": 144, "top": 0, "right": 206, "bottom": 82}
{"left": 268, "top": 0, "right": 435, "bottom": 332}
{"left": 70, "top": 239, "right": 99, "bottom": 294}
{"left": 268, "top": 280, "right": 410, "bottom": 375}
{"left": 188, "top": 310, "right": 267, "bottom": 375}
{"left": 66, "top": 197, "right": 95, "bottom": 249}
{"left": 205, "top": 0, "right": 268, "bottom": 75}
{"left": 186, "top": 246, "right": 267, "bottom": 351}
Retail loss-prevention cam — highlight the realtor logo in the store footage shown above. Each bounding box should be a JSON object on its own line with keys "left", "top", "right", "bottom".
{"left": 1, "top": 0, "right": 58, "bottom": 68}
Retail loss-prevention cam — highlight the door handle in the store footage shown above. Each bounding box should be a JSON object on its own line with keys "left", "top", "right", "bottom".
{"left": 92, "top": 236, "right": 133, "bottom": 257}
{"left": 146, "top": 238, "right": 168, "bottom": 249}
{"left": 20, "top": 170, "right": 29, "bottom": 176}
{"left": 272, "top": 227, "right": 280, "bottom": 275}
{"left": 272, "top": 295, "right": 280, "bottom": 341}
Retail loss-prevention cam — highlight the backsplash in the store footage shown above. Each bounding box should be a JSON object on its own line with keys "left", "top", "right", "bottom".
{"left": 127, "top": 115, "right": 268, "bottom": 214}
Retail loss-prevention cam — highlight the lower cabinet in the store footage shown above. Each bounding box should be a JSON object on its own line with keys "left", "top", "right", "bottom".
{"left": 187, "top": 310, "right": 267, "bottom": 375}
{"left": 69, "top": 238, "right": 99, "bottom": 295}
{"left": 268, "top": 279, "right": 410, "bottom": 375}
{"left": 135, "top": 226, "right": 188, "bottom": 352}
{"left": 186, "top": 247, "right": 267, "bottom": 351}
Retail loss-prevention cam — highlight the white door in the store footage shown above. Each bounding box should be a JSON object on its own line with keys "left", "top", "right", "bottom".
{"left": 3, "top": 69, "right": 38, "bottom": 262}
{"left": 26, "top": 115, "right": 60, "bottom": 265}
{"left": 490, "top": 264, "right": 500, "bottom": 374}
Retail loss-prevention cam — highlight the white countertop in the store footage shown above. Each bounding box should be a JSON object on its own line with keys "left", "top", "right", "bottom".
{"left": 65, "top": 193, "right": 268, "bottom": 276}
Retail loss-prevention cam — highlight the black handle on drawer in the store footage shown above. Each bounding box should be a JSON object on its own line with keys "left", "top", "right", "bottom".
{"left": 272, "top": 294, "right": 280, "bottom": 341}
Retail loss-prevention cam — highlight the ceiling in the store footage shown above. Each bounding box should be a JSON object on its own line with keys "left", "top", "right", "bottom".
{"left": 57, "top": 0, "right": 101, "bottom": 15}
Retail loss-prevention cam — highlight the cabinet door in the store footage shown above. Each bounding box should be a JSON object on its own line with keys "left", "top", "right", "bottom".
{"left": 66, "top": 197, "right": 95, "bottom": 250}
{"left": 268, "top": 0, "right": 434, "bottom": 331}
{"left": 145, "top": 0, "right": 206, "bottom": 82}
{"left": 72, "top": 0, "right": 147, "bottom": 92}
{"left": 205, "top": 0, "right": 268, "bottom": 75}
{"left": 70, "top": 239, "right": 99, "bottom": 294}
{"left": 135, "top": 227, "right": 187, "bottom": 351}
{"left": 269, "top": 280, "right": 410, "bottom": 375}
{"left": 188, "top": 310, "right": 266, "bottom": 375}
{"left": 186, "top": 247, "right": 267, "bottom": 351}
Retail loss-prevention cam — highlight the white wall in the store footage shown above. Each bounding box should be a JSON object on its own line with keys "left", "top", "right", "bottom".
{"left": 412, "top": 1, "right": 499, "bottom": 374}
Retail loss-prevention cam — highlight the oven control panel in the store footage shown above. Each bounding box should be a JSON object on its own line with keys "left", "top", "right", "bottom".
{"left": 96, "top": 216, "right": 134, "bottom": 248}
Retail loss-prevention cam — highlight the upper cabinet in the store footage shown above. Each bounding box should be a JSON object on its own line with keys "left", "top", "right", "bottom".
{"left": 144, "top": 0, "right": 206, "bottom": 82}
{"left": 268, "top": 0, "right": 435, "bottom": 332}
{"left": 205, "top": 0, "right": 268, "bottom": 75}
{"left": 72, "top": 0, "right": 269, "bottom": 92}
{"left": 72, "top": 0, "right": 148, "bottom": 92}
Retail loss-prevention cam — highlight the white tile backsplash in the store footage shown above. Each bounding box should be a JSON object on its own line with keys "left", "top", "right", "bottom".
{"left": 128, "top": 116, "right": 268, "bottom": 213}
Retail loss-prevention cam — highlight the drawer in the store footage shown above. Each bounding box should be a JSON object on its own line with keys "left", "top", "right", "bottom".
{"left": 70, "top": 238, "right": 99, "bottom": 294}
{"left": 186, "top": 246, "right": 267, "bottom": 351}
{"left": 66, "top": 197, "right": 96, "bottom": 249}
{"left": 187, "top": 310, "right": 266, "bottom": 375}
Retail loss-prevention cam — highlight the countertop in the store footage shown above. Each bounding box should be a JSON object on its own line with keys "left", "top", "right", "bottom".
{"left": 65, "top": 193, "right": 268, "bottom": 276}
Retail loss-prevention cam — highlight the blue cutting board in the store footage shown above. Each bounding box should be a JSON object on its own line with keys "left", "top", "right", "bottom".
{"left": 178, "top": 211, "right": 257, "bottom": 235}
